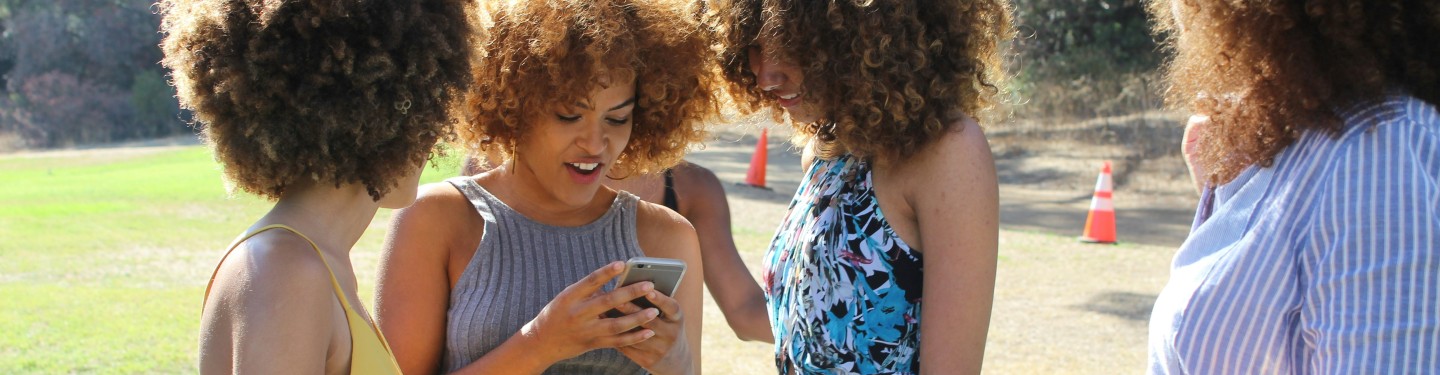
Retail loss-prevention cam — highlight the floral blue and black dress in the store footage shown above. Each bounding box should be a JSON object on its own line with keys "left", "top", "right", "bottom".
{"left": 764, "top": 153, "right": 925, "bottom": 375}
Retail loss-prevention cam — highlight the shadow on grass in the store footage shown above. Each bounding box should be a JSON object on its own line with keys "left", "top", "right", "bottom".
{"left": 1072, "top": 291, "right": 1157, "bottom": 321}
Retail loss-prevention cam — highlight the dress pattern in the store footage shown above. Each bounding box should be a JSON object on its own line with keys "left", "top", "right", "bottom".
{"left": 764, "top": 153, "right": 925, "bottom": 374}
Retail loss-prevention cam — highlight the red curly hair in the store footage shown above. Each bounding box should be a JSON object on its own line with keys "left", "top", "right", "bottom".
{"left": 462, "top": 0, "right": 721, "bottom": 176}
{"left": 1150, "top": 0, "right": 1440, "bottom": 184}
{"left": 707, "top": 0, "right": 1012, "bottom": 162}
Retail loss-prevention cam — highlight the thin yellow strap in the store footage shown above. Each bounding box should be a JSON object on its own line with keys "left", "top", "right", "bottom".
{"left": 203, "top": 224, "right": 310, "bottom": 308}
{"left": 202, "top": 224, "right": 362, "bottom": 314}
{"left": 201, "top": 224, "right": 400, "bottom": 373}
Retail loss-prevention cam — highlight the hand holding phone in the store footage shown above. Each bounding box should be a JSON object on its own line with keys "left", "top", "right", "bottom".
{"left": 606, "top": 257, "right": 686, "bottom": 318}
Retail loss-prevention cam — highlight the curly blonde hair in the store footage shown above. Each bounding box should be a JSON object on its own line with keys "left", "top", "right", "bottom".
{"left": 1149, "top": 0, "right": 1440, "bottom": 184}
{"left": 462, "top": 0, "right": 720, "bottom": 176}
{"left": 160, "top": 0, "right": 475, "bottom": 200}
{"left": 707, "top": 0, "right": 1012, "bottom": 162}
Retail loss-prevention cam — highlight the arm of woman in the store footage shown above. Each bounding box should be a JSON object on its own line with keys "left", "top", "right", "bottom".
{"left": 200, "top": 239, "right": 339, "bottom": 374}
{"left": 913, "top": 120, "right": 999, "bottom": 375}
{"left": 675, "top": 164, "right": 773, "bottom": 342}
{"left": 375, "top": 185, "right": 474, "bottom": 374}
{"left": 632, "top": 202, "right": 706, "bottom": 374}
{"left": 1304, "top": 121, "right": 1439, "bottom": 373}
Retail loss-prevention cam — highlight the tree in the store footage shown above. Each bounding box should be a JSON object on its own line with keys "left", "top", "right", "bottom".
{"left": 0, "top": 0, "right": 182, "bottom": 148}
{"left": 1008, "top": 0, "right": 1163, "bottom": 120}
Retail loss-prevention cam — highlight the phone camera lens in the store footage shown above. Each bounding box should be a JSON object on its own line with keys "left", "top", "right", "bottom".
{"left": 638, "top": 264, "right": 648, "bottom": 268}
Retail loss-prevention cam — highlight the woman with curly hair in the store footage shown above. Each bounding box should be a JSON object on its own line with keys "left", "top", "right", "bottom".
{"left": 372, "top": 0, "right": 718, "bottom": 374}
{"left": 159, "top": 0, "right": 474, "bottom": 373}
{"left": 1146, "top": 0, "right": 1440, "bottom": 373}
{"left": 706, "top": 0, "right": 1010, "bottom": 373}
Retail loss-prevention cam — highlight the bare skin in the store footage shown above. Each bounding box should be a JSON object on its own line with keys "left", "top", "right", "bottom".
{"left": 200, "top": 164, "right": 423, "bottom": 374}
{"left": 754, "top": 38, "right": 1000, "bottom": 374}
{"left": 1183, "top": 114, "right": 1210, "bottom": 194}
{"left": 606, "top": 162, "right": 773, "bottom": 342}
{"left": 375, "top": 81, "right": 703, "bottom": 375}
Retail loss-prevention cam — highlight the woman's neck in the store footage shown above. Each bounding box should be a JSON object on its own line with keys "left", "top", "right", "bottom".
{"left": 257, "top": 180, "right": 383, "bottom": 256}
{"left": 479, "top": 165, "right": 617, "bottom": 227}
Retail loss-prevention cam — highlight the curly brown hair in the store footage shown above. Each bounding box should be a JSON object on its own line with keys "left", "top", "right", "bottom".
{"left": 706, "top": 0, "right": 1012, "bottom": 162}
{"left": 1149, "top": 0, "right": 1440, "bottom": 185}
{"left": 462, "top": 0, "right": 720, "bottom": 177}
{"left": 160, "top": 0, "right": 476, "bottom": 200}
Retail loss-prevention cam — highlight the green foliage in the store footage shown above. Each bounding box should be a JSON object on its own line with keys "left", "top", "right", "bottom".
{"left": 0, "top": 0, "right": 183, "bottom": 149}
{"left": 1007, "top": 0, "right": 1164, "bottom": 120}
{"left": 131, "top": 70, "right": 183, "bottom": 140}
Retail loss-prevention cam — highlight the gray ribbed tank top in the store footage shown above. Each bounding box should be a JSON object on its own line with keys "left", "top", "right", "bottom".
{"left": 443, "top": 177, "right": 646, "bottom": 374}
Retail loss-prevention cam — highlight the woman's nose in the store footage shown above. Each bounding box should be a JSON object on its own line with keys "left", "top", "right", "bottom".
{"left": 750, "top": 51, "right": 785, "bottom": 91}
{"left": 576, "top": 120, "right": 607, "bottom": 154}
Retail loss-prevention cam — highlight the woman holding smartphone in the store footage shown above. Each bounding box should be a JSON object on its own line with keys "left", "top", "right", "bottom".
{"left": 373, "top": 0, "right": 719, "bottom": 374}
{"left": 160, "top": 0, "right": 474, "bottom": 372}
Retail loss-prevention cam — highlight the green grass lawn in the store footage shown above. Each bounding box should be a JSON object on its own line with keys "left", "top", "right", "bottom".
{"left": 0, "top": 147, "right": 462, "bottom": 373}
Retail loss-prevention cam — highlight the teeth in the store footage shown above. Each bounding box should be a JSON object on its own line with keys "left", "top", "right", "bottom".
{"left": 569, "top": 162, "right": 599, "bottom": 171}
{"left": 779, "top": 93, "right": 799, "bottom": 100}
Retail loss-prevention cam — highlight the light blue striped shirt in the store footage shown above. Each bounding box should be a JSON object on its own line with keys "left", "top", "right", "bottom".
{"left": 1148, "top": 94, "right": 1440, "bottom": 374}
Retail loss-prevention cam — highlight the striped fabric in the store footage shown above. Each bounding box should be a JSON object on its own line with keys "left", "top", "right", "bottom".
{"left": 441, "top": 177, "right": 646, "bottom": 374}
{"left": 1148, "top": 94, "right": 1440, "bottom": 374}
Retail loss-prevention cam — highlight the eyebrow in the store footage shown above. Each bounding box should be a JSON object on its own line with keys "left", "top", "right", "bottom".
{"left": 573, "top": 97, "right": 637, "bottom": 112}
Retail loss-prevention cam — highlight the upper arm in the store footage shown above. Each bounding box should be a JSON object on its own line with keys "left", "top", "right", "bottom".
{"left": 200, "top": 241, "right": 337, "bottom": 375}
{"left": 635, "top": 203, "right": 705, "bottom": 372}
{"left": 375, "top": 183, "right": 476, "bottom": 375}
{"left": 913, "top": 120, "right": 998, "bottom": 375}
{"left": 1304, "top": 121, "right": 1440, "bottom": 373}
{"left": 675, "top": 164, "right": 771, "bottom": 342}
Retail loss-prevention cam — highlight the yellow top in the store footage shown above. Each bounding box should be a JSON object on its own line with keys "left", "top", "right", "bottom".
{"left": 204, "top": 224, "right": 402, "bottom": 375}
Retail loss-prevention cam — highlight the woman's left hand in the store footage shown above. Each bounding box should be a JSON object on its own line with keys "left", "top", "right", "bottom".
{"left": 615, "top": 291, "right": 691, "bottom": 375}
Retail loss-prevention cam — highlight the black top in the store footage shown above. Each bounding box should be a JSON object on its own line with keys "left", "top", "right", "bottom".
{"left": 662, "top": 168, "right": 678, "bottom": 212}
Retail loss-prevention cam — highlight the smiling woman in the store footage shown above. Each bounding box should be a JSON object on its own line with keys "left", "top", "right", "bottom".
{"left": 372, "top": 1, "right": 721, "bottom": 374}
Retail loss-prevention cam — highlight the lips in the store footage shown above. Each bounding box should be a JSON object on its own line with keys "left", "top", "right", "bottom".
{"left": 567, "top": 162, "right": 600, "bottom": 173}
{"left": 774, "top": 91, "right": 803, "bottom": 108}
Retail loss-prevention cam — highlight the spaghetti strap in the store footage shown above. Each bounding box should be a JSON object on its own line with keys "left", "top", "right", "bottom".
{"left": 662, "top": 168, "right": 678, "bottom": 212}
{"left": 202, "top": 224, "right": 312, "bottom": 307}
{"left": 200, "top": 223, "right": 401, "bottom": 375}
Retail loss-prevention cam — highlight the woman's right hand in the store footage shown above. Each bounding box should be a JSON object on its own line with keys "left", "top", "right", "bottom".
{"left": 519, "top": 261, "right": 663, "bottom": 365}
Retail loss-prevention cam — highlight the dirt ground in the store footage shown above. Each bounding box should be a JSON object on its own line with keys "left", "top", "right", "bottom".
{"left": 699, "top": 111, "right": 1199, "bottom": 247}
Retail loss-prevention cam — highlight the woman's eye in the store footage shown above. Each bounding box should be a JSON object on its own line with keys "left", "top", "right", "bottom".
{"left": 556, "top": 114, "right": 581, "bottom": 122}
{"left": 606, "top": 117, "right": 631, "bottom": 125}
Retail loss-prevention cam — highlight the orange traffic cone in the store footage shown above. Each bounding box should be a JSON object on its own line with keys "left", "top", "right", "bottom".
{"left": 741, "top": 129, "right": 769, "bottom": 189}
{"left": 1079, "top": 161, "right": 1117, "bottom": 244}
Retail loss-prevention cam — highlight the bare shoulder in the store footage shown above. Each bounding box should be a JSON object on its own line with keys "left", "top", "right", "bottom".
{"left": 634, "top": 199, "right": 695, "bottom": 236}
{"left": 404, "top": 180, "right": 474, "bottom": 218}
{"left": 207, "top": 231, "right": 337, "bottom": 323}
{"left": 670, "top": 162, "right": 725, "bottom": 204}
{"left": 393, "top": 181, "right": 481, "bottom": 237}
{"left": 633, "top": 199, "right": 699, "bottom": 259}
{"left": 202, "top": 230, "right": 340, "bottom": 371}
{"left": 904, "top": 117, "right": 994, "bottom": 179}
